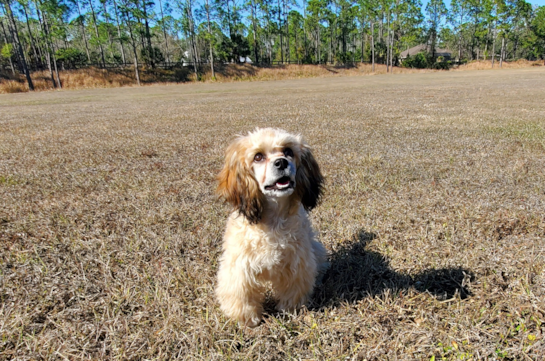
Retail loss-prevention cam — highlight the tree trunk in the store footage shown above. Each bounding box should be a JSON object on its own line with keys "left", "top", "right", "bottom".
{"left": 21, "top": 3, "right": 40, "bottom": 69}
{"left": 294, "top": 17, "right": 298, "bottom": 64}
{"left": 41, "top": 8, "right": 62, "bottom": 87}
{"left": 76, "top": 1, "right": 91, "bottom": 63}
{"left": 390, "top": 29, "right": 394, "bottom": 74}
{"left": 329, "top": 20, "right": 333, "bottom": 64}
{"left": 251, "top": 0, "right": 258, "bottom": 64}
{"left": 371, "top": 21, "right": 375, "bottom": 72}
{"left": 277, "top": 0, "right": 283, "bottom": 63}
{"left": 158, "top": 0, "right": 170, "bottom": 63}
{"left": 88, "top": 0, "right": 106, "bottom": 67}
{"left": 491, "top": 20, "right": 496, "bottom": 68}
{"left": 386, "top": 14, "right": 390, "bottom": 72}
{"left": 316, "top": 22, "right": 319, "bottom": 64}
{"left": 102, "top": 1, "right": 116, "bottom": 60}
{"left": 302, "top": 2, "right": 307, "bottom": 62}
{"left": 0, "top": 18, "right": 16, "bottom": 74}
{"left": 204, "top": 0, "right": 215, "bottom": 78}
{"left": 34, "top": 2, "right": 56, "bottom": 86}
{"left": 141, "top": 0, "right": 154, "bottom": 67}
{"left": 361, "top": 25, "right": 365, "bottom": 63}
{"left": 500, "top": 37, "right": 505, "bottom": 68}
{"left": 124, "top": 12, "right": 141, "bottom": 85}
{"left": 45, "top": 51, "right": 55, "bottom": 85}
{"left": 3, "top": 0, "right": 34, "bottom": 90}
{"left": 284, "top": 0, "right": 289, "bottom": 63}
{"left": 112, "top": 0, "right": 126, "bottom": 64}
{"left": 133, "top": 56, "right": 140, "bottom": 85}
{"left": 185, "top": 0, "right": 198, "bottom": 75}
{"left": 52, "top": 45, "right": 61, "bottom": 87}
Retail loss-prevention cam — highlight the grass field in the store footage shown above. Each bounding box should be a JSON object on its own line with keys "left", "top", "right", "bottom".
{"left": 1, "top": 68, "right": 545, "bottom": 360}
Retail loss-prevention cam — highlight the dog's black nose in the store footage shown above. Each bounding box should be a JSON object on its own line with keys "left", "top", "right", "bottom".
{"left": 273, "top": 158, "right": 289, "bottom": 170}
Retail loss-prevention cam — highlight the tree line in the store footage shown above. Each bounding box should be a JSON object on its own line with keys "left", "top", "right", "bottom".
{"left": 1, "top": 0, "right": 544, "bottom": 89}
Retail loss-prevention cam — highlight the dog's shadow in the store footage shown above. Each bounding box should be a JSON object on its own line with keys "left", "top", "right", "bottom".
{"left": 310, "top": 229, "right": 474, "bottom": 309}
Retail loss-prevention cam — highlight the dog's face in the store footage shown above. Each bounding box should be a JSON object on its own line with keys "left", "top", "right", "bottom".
{"left": 251, "top": 140, "right": 297, "bottom": 198}
{"left": 217, "top": 128, "right": 324, "bottom": 224}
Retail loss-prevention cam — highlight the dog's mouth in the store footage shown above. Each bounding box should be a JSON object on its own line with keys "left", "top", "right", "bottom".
{"left": 265, "top": 176, "right": 293, "bottom": 191}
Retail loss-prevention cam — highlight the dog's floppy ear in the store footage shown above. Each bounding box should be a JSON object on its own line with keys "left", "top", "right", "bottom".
{"left": 217, "top": 140, "right": 265, "bottom": 224}
{"left": 295, "top": 144, "right": 324, "bottom": 211}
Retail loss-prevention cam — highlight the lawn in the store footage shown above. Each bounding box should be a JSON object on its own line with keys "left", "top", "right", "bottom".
{"left": 1, "top": 68, "right": 545, "bottom": 359}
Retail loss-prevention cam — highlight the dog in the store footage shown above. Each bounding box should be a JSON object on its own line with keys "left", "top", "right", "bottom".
{"left": 215, "top": 128, "right": 328, "bottom": 327}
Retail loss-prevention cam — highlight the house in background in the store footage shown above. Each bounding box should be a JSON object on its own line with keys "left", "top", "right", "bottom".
{"left": 239, "top": 56, "right": 253, "bottom": 64}
{"left": 400, "top": 44, "right": 452, "bottom": 62}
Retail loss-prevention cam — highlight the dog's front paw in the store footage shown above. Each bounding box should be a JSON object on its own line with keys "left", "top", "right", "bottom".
{"left": 242, "top": 314, "right": 262, "bottom": 328}
{"left": 275, "top": 295, "right": 308, "bottom": 313}
{"left": 219, "top": 298, "right": 263, "bottom": 328}
{"left": 232, "top": 307, "right": 262, "bottom": 328}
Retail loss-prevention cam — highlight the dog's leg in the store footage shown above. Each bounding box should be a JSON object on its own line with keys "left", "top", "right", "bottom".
{"left": 216, "top": 260, "right": 264, "bottom": 327}
{"left": 272, "top": 257, "right": 317, "bottom": 312}
{"left": 273, "top": 241, "right": 329, "bottom": 311}
{"left": 311, "top": 240, "right": 330, "bottom": 285}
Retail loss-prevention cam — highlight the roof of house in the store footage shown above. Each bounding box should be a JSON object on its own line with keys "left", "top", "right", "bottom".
{"left": 400, "top": 44, "right": 452, "bottom": 58}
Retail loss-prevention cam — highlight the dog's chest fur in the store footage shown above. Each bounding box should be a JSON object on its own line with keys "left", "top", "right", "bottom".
{"left": 224, "top": 208, "right": 313, "bottom": 280}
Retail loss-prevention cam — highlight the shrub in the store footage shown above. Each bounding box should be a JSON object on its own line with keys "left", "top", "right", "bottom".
{"left": 56, "top": 48, "right": 87, "bottom": 69}
{"left": 402, "top": 51, "right": 452, "bottom": 70}
{"left": 402, "top": 52, "right": 428, "bottom": 69}
{"left": 0, "top": 44, "right": 14, "bottom": 68}
{"left": 140, "top": 46, "right": 165, "bottom": 65}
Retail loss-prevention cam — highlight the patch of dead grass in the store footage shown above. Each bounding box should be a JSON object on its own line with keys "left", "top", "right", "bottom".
{"left": 456, "top": 59, "right": 544, "bottom": 71}
{"left": 3, "top": 59, "right": 542, "bottom": 94}
{"left": 1, "top": 68, "right": 545, "bottom": 359}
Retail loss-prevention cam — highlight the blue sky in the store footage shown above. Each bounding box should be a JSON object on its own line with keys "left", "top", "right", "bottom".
{"left": 420, "top": 0, "right": 545, "bottom": 9}
{"left": 417, "top": 0, "right": 545, "bottom": 9}
{"left": 292, "top": 0, "right": 545, "bottom": 11}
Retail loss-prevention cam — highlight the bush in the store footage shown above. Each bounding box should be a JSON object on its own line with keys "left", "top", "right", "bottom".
{"left": 0, "top": 44, "right": 14, "bottom": 68}
{"left": 214, "top": 33, "right": 250, "bottom": 63}
{"left": 431, "top": 61, "right": 451, "bottom": 70}
{"left": 402, "top": 52, "right": 428, "bottom": 69}
{"left": 402, "top": 51, "right": 452, "bottom": 70}
{"left": 55, "top": 48, "right": 87, "bottom": 68}
{"left": 140, "top": 46, "right": 165, "bottom": 65}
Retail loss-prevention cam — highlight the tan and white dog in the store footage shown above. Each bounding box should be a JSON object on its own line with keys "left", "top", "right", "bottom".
{"left": 216, "top": 128, "right": 328, "bottom": 327}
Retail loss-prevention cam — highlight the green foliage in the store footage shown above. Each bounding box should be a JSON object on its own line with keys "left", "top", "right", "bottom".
{"left": 402, "top": 51, "right": 452, "bottom": 69}
{"left": 1, "top": 0, "right": 543, "bottom": 72}
{"left": 402, "top": 52, "right": 428, "bottom": 68}
{"left": 140, "top": 46, "right": 165, "bottom": 64}
{"left": 530, "top": 6, "right": 545, "bottom": 59}
{"left": 1, "top": 44, "right": 14, "bottom": 61}
{"left": 55, "top": 48, "right": 87, "bottom": 68}
{"left": 214, "top": 33, "right": 250, "bottom": 62}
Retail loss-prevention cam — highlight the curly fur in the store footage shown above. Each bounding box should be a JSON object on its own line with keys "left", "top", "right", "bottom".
{"left": 216, "top": 128, "right": 328, "bottom": 327}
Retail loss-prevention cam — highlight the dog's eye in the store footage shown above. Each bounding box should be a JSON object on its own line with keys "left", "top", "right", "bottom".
{"left": 284, "top": 148, "right": 294, "bottom": 158}
{"left": 254, "top": 153, "right": 264, "bottom": 162}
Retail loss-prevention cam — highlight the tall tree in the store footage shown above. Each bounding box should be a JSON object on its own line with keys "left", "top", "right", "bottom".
{"left": 425, "top": 0, "right": 447, "bottom": 60}
{"left": 119, "top": 0, "right": 141, "bottom": 84}
{"left": 88, "top": 0, "right": 106, "bottom": 66}
{"left": 1, "top": 0, "right": 34, "bottom": 89}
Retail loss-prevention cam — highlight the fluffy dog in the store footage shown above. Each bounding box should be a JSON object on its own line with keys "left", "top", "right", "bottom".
{"left": 216, "top": 128, "right": 328, "bottom": 327}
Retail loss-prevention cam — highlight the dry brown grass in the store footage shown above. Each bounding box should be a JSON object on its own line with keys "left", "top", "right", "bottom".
{"left": 3, "top": 60, "right": 543, "bottom": 94}
{"left": 456, "top": 59, "right": 544, "bottom": 71}
{"left": 1, "top": 68, "right": 545, "bottom": 360}
{"left": 2, "top": 63, "right": 426, "bottom": 94}
{"left": 2, "top": 60, "right": 542, "bottom": 94}
{"left": 198, "top": 63, "right": 429, "bottom": 82}
{"left": 0, "top": 67, "right": 193, "bottom": 93}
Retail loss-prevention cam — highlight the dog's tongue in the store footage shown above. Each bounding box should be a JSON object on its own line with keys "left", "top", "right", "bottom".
{"left": 277, "top": 179, "right": 290, "bottom": 186}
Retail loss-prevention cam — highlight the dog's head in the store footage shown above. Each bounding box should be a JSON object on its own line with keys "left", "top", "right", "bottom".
{"left": 217, "top": 128, "right": 324, "bottom": 224}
